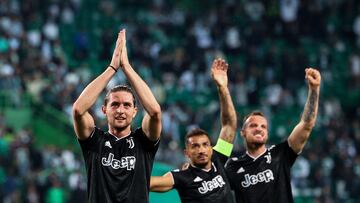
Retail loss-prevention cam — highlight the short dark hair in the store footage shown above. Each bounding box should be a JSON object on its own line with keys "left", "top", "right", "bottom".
{"left": 184, "top": 128, "right": 210, "bottom": 146}
{"left": 242, "top": 110, "right": 266, "bottom": 129}
{"left": 103, "top": 85, "right": 136, "bottom": 106}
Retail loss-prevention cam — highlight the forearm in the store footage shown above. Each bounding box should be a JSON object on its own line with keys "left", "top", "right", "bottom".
{"left": 301, "top": 87, "right": 320, "bottom": 129}
{"left": 122, "top": 64, "right": 161, "bottom": 116}
{"left": 150, "top": 174, "right": 174, "bottom": 192}
{"left": 218, "top": 85, "right": 237, "bottom": 143}
{"left": 73, "top": 67, "right": 116, "bottom": 115}
{"left": 288, "top": 86, "right": 320, "bottom": 153}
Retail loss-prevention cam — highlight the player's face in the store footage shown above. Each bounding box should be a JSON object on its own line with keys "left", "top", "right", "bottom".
{"left": 102, "top": 91, "right": 137, "bottom": 131}
{"left": 185, "top": 135, "right": 213, "bottom": 168}
{"left": 241, "top": 115, "right": 268, "bottom": 146}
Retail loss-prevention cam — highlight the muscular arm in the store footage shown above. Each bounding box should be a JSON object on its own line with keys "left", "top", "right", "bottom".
{"left": 288, "top": 68, "right": 321, "bottom": 153}
{"left": 211, "top": 59, "right": 237, "bottom": 156}
{"left": 218, "top": 85, "right": 237, "bottom": 143}
{"left": 72, "top": 32, "right": 123, "bottom": 140}
{"left": 119, "top": 30, "right": 161, "bottom": 141}
{"left": 150, "top": 172, "right": 174, "bottom": 192}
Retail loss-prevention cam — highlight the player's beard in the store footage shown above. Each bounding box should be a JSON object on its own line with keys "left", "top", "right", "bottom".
{"left": 109, "top": 117, "right": 132, "bottom": 132}
{"left": 245, "top": 137, "right": 267, "bottom": 151}
{"left": 192, "top": 155, "right": 210, "bottom": 169}
{"left": 193, "top": 161, "right": 209, "bottom": 169}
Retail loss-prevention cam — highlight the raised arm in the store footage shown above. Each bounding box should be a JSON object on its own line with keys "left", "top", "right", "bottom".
{"left": 72, "top": 31, "right": 123, "bottom": 140}
{"left": 211, "top": 59, "right": 237, "bottom": 156}
{"left": 288, "top": 68, "right": 321, "bottom": 153}
{"left": 150, "top": 172, "right": 174, "bottom": 192}
{"left": 119, "top": 30, "right": 162, "bottom": 141}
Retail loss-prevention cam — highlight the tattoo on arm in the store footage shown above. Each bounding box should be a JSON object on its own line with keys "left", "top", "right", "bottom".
{"left": 302, "top": 90, "right": 318, "bottom": 122}
{"left": 219, "top": 87, "right": 237, "bottom": 143}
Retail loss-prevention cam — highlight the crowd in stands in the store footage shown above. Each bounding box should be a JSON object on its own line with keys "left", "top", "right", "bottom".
{"left": 0, "top": 0, "right": 359, "bottom": 202}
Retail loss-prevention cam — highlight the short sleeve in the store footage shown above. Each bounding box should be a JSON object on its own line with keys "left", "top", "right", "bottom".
{"left": 275, "top": 141, "right": 298, "bottom": 167}
{"left": 134, "top": 127, "right": 160, "bottom": 152}
{"left": 171, "top": 169, "right": 186, "bottom": 189}
{"left": 212, "top": 150, "right": 229, "bottom": 166}
{"left": 78, "top": 127, "right": 102, "bottom": 152}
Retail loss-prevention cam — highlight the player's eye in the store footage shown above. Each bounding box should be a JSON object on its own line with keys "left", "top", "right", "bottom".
{"left": 124, "top": 102, "right": 132, "bottom": 108}
{"left": 111, "top": 102, "right": 119, "bottom": 107}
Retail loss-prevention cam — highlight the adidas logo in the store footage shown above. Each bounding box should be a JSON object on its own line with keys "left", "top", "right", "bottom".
{"left": 105, "top": 141, "right": 112, "bottom": 149}
{"left": 237, "top": 167, "right": 245, "bottom": 174}
{"left": 193, "top": 176, "right": 203, "bottom": 182}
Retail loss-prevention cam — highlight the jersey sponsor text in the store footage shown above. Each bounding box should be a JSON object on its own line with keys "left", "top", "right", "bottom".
{"left": 198, "top": 175, "right": 226, "bottom": 194}
{"left": 101, "top": 153, "right": 136, "bottom": 170}
{"left": 241, "top": 169, "right": 274, "bottom": 188}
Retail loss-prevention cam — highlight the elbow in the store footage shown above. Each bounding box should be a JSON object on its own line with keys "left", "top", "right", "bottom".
{"left": 303, "top": 120, "right": 316, "bottom": 131}
{"left": 300, "top": 120, "right": 315, "bottom": 133}
{"left": 149, "top": 104, "right": 162, "bottom": 119}
{"left": 149, "top": 178, "right": 156, "bottom": 191}
{"left": 224, "top": 115, "right": 237, "bottom": 132}
{"left": 231, "top": 117, "right": 238, "bottom": 131}
{"left": 72, "top": 101, "right": 84, "bottom": 117}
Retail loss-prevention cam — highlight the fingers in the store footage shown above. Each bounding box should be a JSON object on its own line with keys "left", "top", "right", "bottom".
{"left": 305, "top": 67, "right": 320, "bottom": 80}
{"left": 212, "top": 58, "right": 228, "bottom": 71}
{"left": 305, "top": 67, "right": 321, "bottom": 87}
{"left": 119, "top": 29, "right": 126, "bottom": 44}
{"left": 114, "top": 32, "right": 122, "bottom": 54}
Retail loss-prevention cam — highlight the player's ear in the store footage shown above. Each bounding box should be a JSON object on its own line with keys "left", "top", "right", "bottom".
{"left": 184, "top": 148, "right": 189, "bottom": 157}
{"left": 132, "top": 106, "right": 138, "bottom": 118}
{"left": 102, "top": 105, "right": 106, "bottom": 114}
{"left": 240, "top": 129, "right": 245, "bottom": 137}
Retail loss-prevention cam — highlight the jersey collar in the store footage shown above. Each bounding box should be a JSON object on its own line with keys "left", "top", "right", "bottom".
{"left": 108, "top": 131, "right": 131, "bottom": 141}
{"left": 190, "top": 162, "right": 216, "bottom": 172}
{"left": 246, "top": 148, "right": 267, "bottom": 161}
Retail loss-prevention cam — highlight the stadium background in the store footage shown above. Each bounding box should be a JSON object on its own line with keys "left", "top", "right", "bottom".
{"left": 0, "top": 0, "right": 360, "bottom": 202}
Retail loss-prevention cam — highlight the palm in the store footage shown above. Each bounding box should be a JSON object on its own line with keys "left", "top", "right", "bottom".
{"left": 212, "top": 68, "right": 228, "bottom": 86}
{"left": 211, "top": 59, "right": 228, "bottom": 87}
{"left": 120, "top": 30, "right": 130, "bottom": 67}
{"left": 110, "top": 33, "right": 122, "bottom": 68}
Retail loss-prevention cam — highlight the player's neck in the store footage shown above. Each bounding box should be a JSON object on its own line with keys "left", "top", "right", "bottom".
{"left": 108, "top": 126, "right": 131, "bottom": 138}
{"left": 191, "top": 161, "right": 212, "bottom": 171}
{"left": 246, "top": 145, "right": 266, "bottom": 158}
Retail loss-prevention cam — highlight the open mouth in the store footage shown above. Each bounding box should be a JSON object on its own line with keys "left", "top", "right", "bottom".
{"left": 115, "top": 116, "right": 126, "bottom": 121}
{"left": 197, "top": 155, "right": 207, "bottom": 160}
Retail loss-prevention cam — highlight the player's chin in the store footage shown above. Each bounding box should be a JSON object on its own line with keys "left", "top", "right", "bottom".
{"left": 194, "top": 161, "right": 209, "bottom": 168}
{"left": 250, "top": 139, "right": 266, "bottom": 145}
{"left": 112, "top": 122, "right": 129, "bottom": 130}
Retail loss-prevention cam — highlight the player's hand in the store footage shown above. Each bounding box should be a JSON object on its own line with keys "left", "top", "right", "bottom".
{"left": 109, "top": 31, "right": 123, "bottom": 70}
{"left": 120, "top": 29, "right": 130, "bottom": 68}
{"left": 211, "top": 58, "right": 229, "bottom": 87}
{"left": 305, "top": 68, "right": 321, "bottom": 90}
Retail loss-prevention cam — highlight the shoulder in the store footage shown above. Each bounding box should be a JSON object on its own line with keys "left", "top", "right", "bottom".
{"left": 212, "top": 150, "right": 229, "bottom": 166}
{"left": 171, "top": 168, "right": 191, "bottom": 183}
{"left": 225, "top": 153, "right": 248, "bottom": 168}
{"left": 268, "top": 141, "right": 292, "bottom": 153}
{"left": 78, "top": 127, "right": 106, "bottom": 143}
{"left": 171, "top": 167, "right": 190, "bottom": 175}
{"left": 132, "top": 127, "right": 145, "bottom": 137}
{"left": 225, "top": 156, "right": 239, "bottom": 168}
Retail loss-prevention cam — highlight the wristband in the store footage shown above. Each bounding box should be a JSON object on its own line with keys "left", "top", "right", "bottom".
{"left": 213, "top": 138, "right": 233, "bottom": 157}
{"left": 109, "top": 65, "right": 117, "bottom": 72}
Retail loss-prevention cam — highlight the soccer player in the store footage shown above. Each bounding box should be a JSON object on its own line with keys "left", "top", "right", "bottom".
{"left": 72, "top": 29, "right": 162, "bottom": 203}
{"left": 225, "top": 68, "right": 321, "bottom": 203}
{"left": 150, "top": 58, "right": 237, "bottom": 203}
